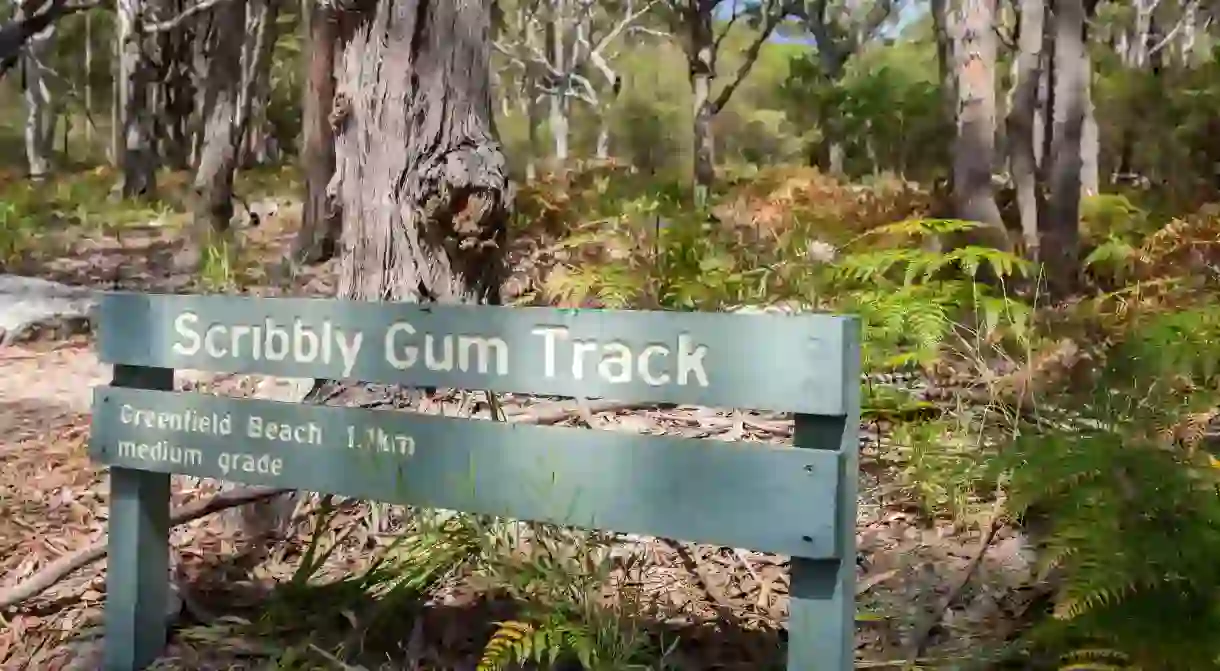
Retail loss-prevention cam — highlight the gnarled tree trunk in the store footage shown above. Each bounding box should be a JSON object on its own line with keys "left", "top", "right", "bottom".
{"left": 331, "top": 0, "right": 510, "bottom": 304}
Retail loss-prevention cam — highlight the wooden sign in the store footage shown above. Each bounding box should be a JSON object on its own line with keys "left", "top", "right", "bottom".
{"left": 89, "top": 291, "right": 861, "bottom": 671}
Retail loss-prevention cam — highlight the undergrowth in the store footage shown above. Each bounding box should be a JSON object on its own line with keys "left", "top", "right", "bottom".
{"left": 148, "top": 166, "right": 1220, "bottom": 669}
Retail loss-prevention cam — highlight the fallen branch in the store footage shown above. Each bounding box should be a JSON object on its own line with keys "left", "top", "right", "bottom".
{"left": 0, "top": 485, "right": 286, "bottom": 610}
{"left": 906, "top": 499, "right": 1005, "bottom": 660}
{"left": 507, "top": 400, "right": 657, "bottom": 425}
{"left": 1, "top": 399, "right": 656, "bottom": 610}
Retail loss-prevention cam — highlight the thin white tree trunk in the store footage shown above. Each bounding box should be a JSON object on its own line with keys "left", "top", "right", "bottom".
{"left": 85, "top": 13, "right": 93, "bottom": 143}
{"left": 547, "top": 0, "right": 569, "bottom": 163}
{"left": 20, "top": 13, "right": 55, "bottom": 179}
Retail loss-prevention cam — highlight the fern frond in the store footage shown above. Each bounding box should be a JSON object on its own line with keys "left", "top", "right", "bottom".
{"left": 479, "top": 620, "right": 534, "bottom": 671}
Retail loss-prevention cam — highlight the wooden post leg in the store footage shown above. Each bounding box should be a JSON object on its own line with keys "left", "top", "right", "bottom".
{"left": 104, "top": 468, "right": 171, "bottom": 671}
{"left": 789, "top": 411, "right": 859, "bottom": 670}
{"left": 103, "top": 365, "right": 174, "bottom": 671}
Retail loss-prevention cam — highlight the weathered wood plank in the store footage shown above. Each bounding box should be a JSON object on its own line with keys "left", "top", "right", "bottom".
{"left": 96, "top": 292, "right": 855, "bottom": 415}
{"left": 90, "top": 386, "right": 843, "bottom": 559}
{"left": 103, "top": 365, "right": 174, "bottom": 671}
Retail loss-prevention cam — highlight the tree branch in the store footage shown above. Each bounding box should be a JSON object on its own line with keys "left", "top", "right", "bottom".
{"left": 710, "top": 0, "right": 787, "bottom": 113}
{"left": 143, "top": 0, "right": 235, "bottom": 33}
{"left": 0, "top": 0, "right": 101, "bottom": 70}
{"left": 0, "top": 486, "right": 288, "bottom": 611}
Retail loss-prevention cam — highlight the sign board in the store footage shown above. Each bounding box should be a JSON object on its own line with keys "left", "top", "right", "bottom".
{"left": 97, "top": 292, "right": 855, "bottom": 415}
{"left": 88, "top": 292, "right": 861, "bottom": 671}
{"left": 91, "top": 385, "right": 841, "bottom": 558}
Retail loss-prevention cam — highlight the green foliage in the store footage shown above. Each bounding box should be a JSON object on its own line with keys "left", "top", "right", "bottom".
{"left": 998, "top": 304, "right": 1220, "bottom": 670}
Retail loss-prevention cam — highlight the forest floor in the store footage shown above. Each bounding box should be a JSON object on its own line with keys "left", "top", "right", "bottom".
{"left": 0, "top": 192, "right": 1040, "bottom": 669}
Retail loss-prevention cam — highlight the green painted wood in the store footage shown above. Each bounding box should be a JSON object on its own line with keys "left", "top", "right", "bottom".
{"left": 103, "top": 365, "right": 174, "bottom": 671}
{"left": 96, "top": 291, "right": 854, "bottom": 415}
{"left": 89, "top": 385, "right": 843, "bottom": 559}
{"left": 788, "top": 318, "right": 861, "bottom": 671}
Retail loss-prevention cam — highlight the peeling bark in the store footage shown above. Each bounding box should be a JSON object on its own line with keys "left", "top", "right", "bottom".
{"left": 332, "top": 0, "right": 510, "bottom": 305}
{"left": 190, "top": 0, "right": 248, "bottom": 252}
{"left": 951, "top": 0, "right": 1009, "bottom": 248}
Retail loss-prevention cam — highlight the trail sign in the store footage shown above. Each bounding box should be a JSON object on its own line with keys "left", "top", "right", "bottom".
{"left": 89, "top": 292, "right": 860, "bottom": 671}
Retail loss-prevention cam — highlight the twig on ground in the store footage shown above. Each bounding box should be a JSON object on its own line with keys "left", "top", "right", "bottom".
{"left": 0, "top": 486, "right": 286, "bottom": 610}
{"left": 664, "top": 539, "right": 736, "bottom": 611}
{"left": 906, "top": 499, "right": 1006, "bottom": 659}
{"left": 508, "top": 400, "right": 655, "bottom": 425}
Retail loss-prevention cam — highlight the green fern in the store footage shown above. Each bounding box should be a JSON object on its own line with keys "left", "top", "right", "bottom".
{"left": 999, "top": 305, "right": 1220, "bottom": 670}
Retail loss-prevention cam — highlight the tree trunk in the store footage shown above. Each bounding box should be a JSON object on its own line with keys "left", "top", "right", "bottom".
{"left": 1007, "top": 0, "right": 1044, "bottom": 256}
{"left": 524, "top": 16, "right": 541, "bottom": 180}
{"left": 930, "top": 0, "right": 956, "bottom": 129}
{"left": 85, "top": 12, "right": 93, "bottom": 143}
{"left": 20, "top": 16, "right": 55, "bottom": 179}
{"left": 153, "top": 7, "right": 195, "bottom": 171}
{"left": 117, "top": 0, "right": 157, "bottom": 197}
{"left": 1044, "top": 0, "right": 1086, "bottom": 295}
{"left": 595, "top": 118, "right": 610, "bottom": 159}
{"left": 292, "top": 2, "right": 341, "bottom": 266}
{"left": 951, "top": 0, "right": 1009, "bottom": 248}
{"left": 1079, "top": 51, "right": 1098, "bottom": 197}
{"left": 331, "top": 0, "right": 510, "bottom": 304}
{"left": 689, "top": 3, "right": 715, "bottom": 203}
{"left": 237, "top": 0, "right": 280, "bottom": 167}
{"left": 190, "top": 0, "right": 249, "bottom": 256}
{"left": 546, "top": 0, "right": 569, "bottom": 164}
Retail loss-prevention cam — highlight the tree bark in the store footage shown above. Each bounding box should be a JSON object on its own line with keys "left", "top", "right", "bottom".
{"left": 190, "top": 0, "right": 248, "bottom": 255}
{"left": 292, "top": 1, "right": 341, "bottom": 266}
{"left": 1079, "top": 50, "right": 1098, "bottom": 197}
{"left": 951, "top": 0, "right": 1009, "bottom": 248}
{"left": 689, "top": 2, "right": 715, "bottom": 202}
{"left": 1044, "top": 0, "right": 1086, "bottom": 296}
{"left": 237, "top": 0, "right": 281, "bottom": 167}
{"left": 1006, "top": 0, "right": 1044, "bottom": 256}
{"left": 117, "top": 0, "right": 157, "bottom": 197}
{"left": 546, "top": 0, "right": 570, "bottom": 164}
{"left": 331, "top": 0, "right": 510, "bottom": 304}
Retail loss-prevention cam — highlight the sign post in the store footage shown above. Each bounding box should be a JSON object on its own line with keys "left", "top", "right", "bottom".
{"left": 89, "top": 292, "right": 860, "bottom": 670}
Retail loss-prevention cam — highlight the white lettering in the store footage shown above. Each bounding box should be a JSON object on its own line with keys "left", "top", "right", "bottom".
{"left": 457, "top": 335, "right": 509, "bottom": 375}
{"left": 638, "top": 345, "right": 670, "bottom": 386}
{"left": 217, "top": 451, "right": 284, "bottom": 478}
{"left": 385, "top": 322, "right": 418, "bottom": 369}
{"left": 247, "top": 416, "right": 322, "bottom": 445}
{"left": 532, "top": 326, "right": 568, "bottom": 377}
{"left": 572, "top": 340, "right": 597, "bottom": 380}
{"left": 597, "top": 343, "right": 632, "bottom": 383}
{"left": 264, "top": 320, "right": 289, "bottom": 361}
{"left": 172, "top": 312, "right": 201, "bottom": 356}
{"left": 425, "top": 334, "right": 454, "bottom": 371}
{"left": 677, "top": 334, "right": 709, "bottom": 386}
{"left": 334, "top": 330, "right": 363, "bottom": 378}
{"left": 204, "top": 324, "right": 228, "bottom": 358}
{"left": 294, "top": 319, "right": 319, "bottom": 362}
